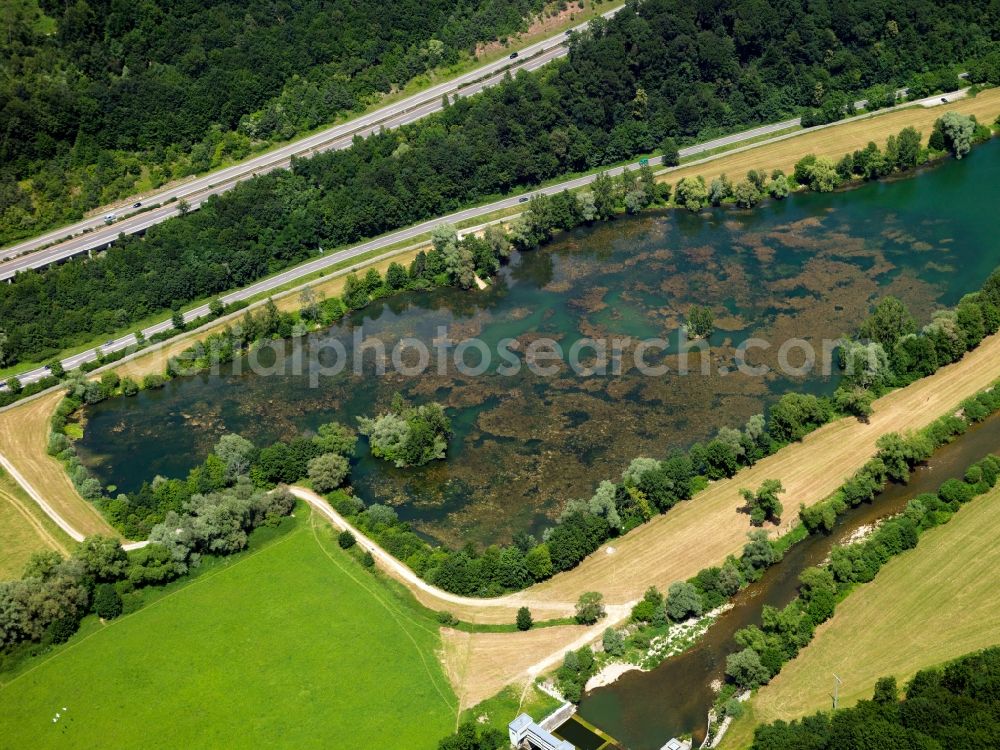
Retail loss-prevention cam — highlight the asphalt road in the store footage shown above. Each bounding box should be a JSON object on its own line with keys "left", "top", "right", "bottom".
{"left": 0, "top": 7, "right": 623, "bottom": 279}
{"left": 3, "top": 85, "right": 966, "bottom": 390}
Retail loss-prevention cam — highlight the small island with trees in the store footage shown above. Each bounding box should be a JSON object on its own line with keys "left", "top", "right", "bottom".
{"left": 357, "top": 394, "right": 452, "bottom": 468}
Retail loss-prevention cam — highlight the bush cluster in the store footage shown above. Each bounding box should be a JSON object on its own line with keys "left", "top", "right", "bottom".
{"left": 0, "top": 483, "right": 297, "bottom": 654}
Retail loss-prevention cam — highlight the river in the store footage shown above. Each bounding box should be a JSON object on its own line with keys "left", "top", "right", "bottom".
{"left": 575, "top": 409, "right": 1000, "bottom": 748}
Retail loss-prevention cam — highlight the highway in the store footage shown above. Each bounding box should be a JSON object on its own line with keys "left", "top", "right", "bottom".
{"left": 2, "top": 85, "right": 968, "bottom": 392}
{"left": 0, "top": 7, "right": 624, "bottom": 280}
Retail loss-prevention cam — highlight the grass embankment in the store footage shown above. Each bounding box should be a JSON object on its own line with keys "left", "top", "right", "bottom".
{"left": 442, "top": 623, "right": 585, "bottom": 708}
{"left": 459, "top": 683, "right": 564, "bottom": 734}
{"left": 0, "top": 392, "right": 116, "bottom": 540}
{"left": 0, "top": 468, "right": 72, "bottom": 579}
{"left": 0, "top": 507, "right": 458, "bottom": 749}
{"left": 720, "top": 481, "right": 1000, "bottom": 749}
{"left": 436, "top": 332, "right": 1000, "bottom": 703}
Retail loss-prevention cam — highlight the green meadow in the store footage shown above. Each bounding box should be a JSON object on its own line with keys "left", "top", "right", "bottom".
{"left": 0, "top": 509, "right": 457, "bottom": 749}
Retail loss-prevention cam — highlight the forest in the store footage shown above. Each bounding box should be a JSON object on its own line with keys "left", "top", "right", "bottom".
{"left": 2, "top": 0, "right": 999, "bottom": 367}
{"left": 0, "top": 0, "right": 546, "bottom": 244}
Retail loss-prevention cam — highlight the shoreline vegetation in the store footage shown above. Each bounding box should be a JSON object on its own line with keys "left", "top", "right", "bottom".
{"left": 545, "top": 379, "right": 1000, "bottom": 717}
{"left": 357, "top": 395, "right": 453, "bottom": 469}
{"left": 707, "top": 406, "right": 1000, "bottom": 745}
{"left": 1, "top": 86, "right": 998, "bottom": 747}
{"left": 2, "top": 376, "right": 998, "bottom": 708}
{"left": 1, "top": 95, "right": 998, "bottom": 393}
{"left": 723, "top": 472, "right": 1000, "bottom": 747}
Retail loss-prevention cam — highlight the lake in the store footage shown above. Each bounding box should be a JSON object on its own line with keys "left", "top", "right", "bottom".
{"left": 78, "top": 140, "right": 1000, "bottom": 548}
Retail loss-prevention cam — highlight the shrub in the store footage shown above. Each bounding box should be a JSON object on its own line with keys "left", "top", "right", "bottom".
{"left": 938, "top": 478, "right": 975, "bottom": 504}
{"left": 666, "top": 581, "right": 703, "bottom": 622}
{"left": 337, "top": 530, "right": 356, "bottom": 549}
{"left": 436, "top": 611, "right": 458, "bottom": 626}
{"left": 516, "top": 606, "right": 533, "bottom": 631}
{"left": 602, "top": 627, "right": 625, "bottom": 657}
{"left": 44, "top": 616, "right": 81, "bottom": 645}
{"left": 93, "top": 583, "right": 123, "bottom": 619}
{"left": 308, "top": 452, "right": 350, "bottom": 493}
{"left": 575, "top": 591, "right": 606, "bottom": 625}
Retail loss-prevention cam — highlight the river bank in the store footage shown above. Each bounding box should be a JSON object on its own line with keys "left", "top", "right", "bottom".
{"left": 576, "top": 408, "right": 1000, "bottom": 748}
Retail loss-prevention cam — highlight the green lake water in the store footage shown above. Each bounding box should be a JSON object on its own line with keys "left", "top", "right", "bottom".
{"left": 78, "top": 140, "right": 1000, "bottom": 548}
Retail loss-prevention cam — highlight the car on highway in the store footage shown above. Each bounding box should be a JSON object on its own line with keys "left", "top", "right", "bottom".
{"left": 518, "top": 196, "right": 530, "bottom": 203}
{"left": 104, "top": 213, "right": 116, "bottom": 224}
{"left": 132, "top": 201, "right": 142, "bottom": 208}
{"left": 509, "top": 51, "right": 518, "bottom": 59}
{"left": 941, "top": 97, "right": 948, "bottom": 103}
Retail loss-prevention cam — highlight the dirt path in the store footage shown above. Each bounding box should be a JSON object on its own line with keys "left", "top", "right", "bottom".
{"left": 290, "top": 486, "right": 580, "bottom": 623}
{"left": 440, "top": 604, "right": 634, "bottom": 709}
{"left": 1, "top": 331, "right": 997, "bottom": 703}
{"left": 5, "top": 326, "right": 1000, "bottom": 614}
{"left": 0, "top": 470, "right": 71, "bottom": 578}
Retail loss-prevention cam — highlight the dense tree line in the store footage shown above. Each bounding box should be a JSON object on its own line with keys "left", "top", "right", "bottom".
{"left": 3, "top": 0, "right": 999, "bottom": 366}
{"left": 1, "top": 0, "right": 546, "bottom": 243}
{"left": 68, "top": 260, "right": 993, "bottom": 599}
{"left": 833, "top": 253, "right": 1000, "bottom": 420}
{"left": 35, "top": 196, "right": 1000, "bottom": 595}
{"left": 750, "top": 647, "right": 1000, "bottom": 749}
{"left": 323, "top": 391, "right": 827, "bottom": 598}
{"left": 799, "top": 388, "right": 1000, "bottom": 535}
{"left": 519, "top": 382, "right": 1000, "bottom": 714}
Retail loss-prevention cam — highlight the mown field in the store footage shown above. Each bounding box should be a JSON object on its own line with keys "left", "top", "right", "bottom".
{"left": 0, "top": 392, "right": 117, "bottom": 541}
{"left": 0, "top": 468, "right": 70, "bottom": 579}
{"left": 0, "top": 508, "right": 458, "bottom": 749}
{"left": 720, "top": 481, "right": 1000, "bottom": 748}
